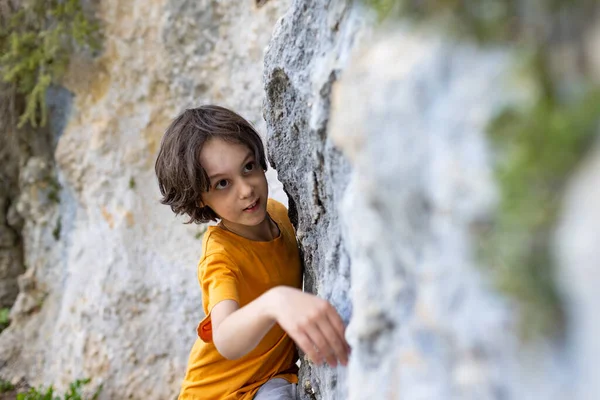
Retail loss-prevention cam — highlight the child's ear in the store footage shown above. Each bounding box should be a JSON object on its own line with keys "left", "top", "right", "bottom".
{"left": 197, "top": 199, "right": 205, "bottom": 208}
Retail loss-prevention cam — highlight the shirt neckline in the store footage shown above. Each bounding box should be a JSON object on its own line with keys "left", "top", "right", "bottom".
{"left": 209, "top": 215, "right": 283, "bottom": 244}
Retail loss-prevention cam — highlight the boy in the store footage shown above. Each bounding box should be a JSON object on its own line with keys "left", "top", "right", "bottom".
{"left": 155, "top": 106, "right": 350, "bottom": 400}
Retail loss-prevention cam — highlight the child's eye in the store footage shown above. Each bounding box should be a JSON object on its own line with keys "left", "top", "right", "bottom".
{"left": 244, "top": 162, "right": 255, "bottom": 173}
{"left": 215, "top": 179, "right": 229, "bottom": 190}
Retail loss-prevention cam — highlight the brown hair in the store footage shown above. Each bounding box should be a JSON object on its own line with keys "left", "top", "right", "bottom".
{"left": 155, "top": 105, "right": 268, "bottom": 223}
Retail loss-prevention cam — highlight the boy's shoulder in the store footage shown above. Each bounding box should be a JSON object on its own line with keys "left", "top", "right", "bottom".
{"left": 200, "top": 227, "right": 234, "bottom": 260}
{"left": 266, "top": 198, "right": 288, "bottom": 221}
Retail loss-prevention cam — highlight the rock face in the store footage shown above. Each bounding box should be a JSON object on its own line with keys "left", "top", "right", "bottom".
{"left": 556, "top": 143, "right": 600, "bottom": 400}
{"left": 263, "top": 1, "right": 365, "bottom": 397}
{"left": 0, "top": 86, "right": 61, "bottom": 314}
{"left": 0, "top": 122, "right": 23, "bottom": 310}
{"left": 265, "top": 1, "right": 600, "bottom": 400}
{"left": 330, "top": 31, "right": 547, "bottom": 400}
{"left": 2, "top": 0, "right": 600, "bottom": 399}
{"left": 0, "top": 1, "right": 289, "bottom": 398}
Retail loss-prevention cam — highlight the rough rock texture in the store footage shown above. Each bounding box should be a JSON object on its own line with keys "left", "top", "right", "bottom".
{"left": 0, "top": 1, "right": 289, "bottom": 398}
{"left": 265, "top": 1, "right": 600, "bottom": 400}
{"left": 331, "top": 30, "right": 563, "bottom": 400}
{"left": 556, "top": 142, "right": 600, "bottom": 400}
{"left": 2, "top": 0, "right": 599, "bottom": 399}
{"left": 0, "top": 121, "right": 23, "bottom": 309}
{"left": 263, "top": 1, "right": 365, "bottom": 398}
{"left": 0, "top": 85, "right": 60, "bottom": 312}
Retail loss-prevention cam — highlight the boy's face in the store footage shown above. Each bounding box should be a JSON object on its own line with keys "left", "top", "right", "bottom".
{"left": 199, "top": 138, "right": 269, "bottom": 232}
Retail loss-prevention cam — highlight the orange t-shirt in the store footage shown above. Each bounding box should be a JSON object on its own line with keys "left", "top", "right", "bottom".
{"left": 178, "top": 199, "right": 302, "bottom": 400}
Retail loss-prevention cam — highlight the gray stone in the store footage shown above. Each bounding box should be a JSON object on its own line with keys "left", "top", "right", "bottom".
{"left": 0, "top": 226, "right": 17, "bottom": 248}
{"left": 0, "top": 278, "right": 19, "bottom": 308}
{"left": 556, "top": 140, "right": 600, "bottom": 400}
{"left": 6, "top": 200, "right": 24, "bottom": 231}
{"left": 264, "top": 1, "right": 365, "bottom": 398}
{"left": 331, "top": 27, "right": 527, "bottom": 400}
{"left": 0, "top": 111, "right": 24, "bottom": 315}
{"left": 0, "top": 248, "right": 22, "bottom": 279}
{"left": 265, "top": 2, "right": 600, "bottom": 400}
{"left": 2, "top": 1, "right": 599, "bottom": 399}
{"left": 0, "top": 1, "right": 291, "bottom": 398}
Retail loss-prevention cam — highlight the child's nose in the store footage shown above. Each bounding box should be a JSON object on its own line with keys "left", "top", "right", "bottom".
{"left": 238, "top": 180, "right": 254, "bottom": 199}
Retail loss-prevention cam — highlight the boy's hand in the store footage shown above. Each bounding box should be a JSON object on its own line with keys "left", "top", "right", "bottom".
{"left": 268, "top": 286, "right": 350, "bottom": 367}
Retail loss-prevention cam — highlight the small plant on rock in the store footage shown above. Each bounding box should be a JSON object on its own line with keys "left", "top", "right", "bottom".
{"left": 0, "top": 307, "right": 10, "bottom": 333}
{"left": 16, "top": 378, "right": 101, "bottom": 400}
{"left": 0, "top": 0, "right": 101, "bottom": 127}
{"left": 0, "top": 379, "right": 15, "bottom": 393}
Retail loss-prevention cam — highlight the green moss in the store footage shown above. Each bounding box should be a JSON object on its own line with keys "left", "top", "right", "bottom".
{"left": 16, "top": 378, "right": 101, "bottom": 400}
{"left": 128, "top": 177, "right": 136, "bottom": 190}
{"left": 484, "top": 88, "right": 600, "bottom": 337}
{"left": 0, "top": 379, "right": 15, "bottom": 393}
{"left": 52, "top": 218, "right": 62, "bottom": 241}
{"left": 47, "top": 190, "right": 61, "bottom": 204}
{"left": 364, "top": 0, "right": 594, "bottom": 43}
{"left": 0, "top": 0, "right": 101, "bottom": 128}
{"left": 0, "top": 307, "right": 10, "bottom": 333}
{"left": 366, "top": 0, "right": 514, "bottom": 40}
{"left": 47, "top": 177, "right": 62, "bottom": 203}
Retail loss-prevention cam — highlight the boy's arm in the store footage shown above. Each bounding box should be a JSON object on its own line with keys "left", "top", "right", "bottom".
{"left": 210, "top": 298, "right": 275, "bottom": 359}
{"left": 211, "top": 286, "right": 350, "bottom": 367}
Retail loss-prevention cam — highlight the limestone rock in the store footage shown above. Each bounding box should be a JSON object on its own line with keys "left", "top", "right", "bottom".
{"left": 2, "top": 0, "right": 599, "bottom": 399}
{"left": 0, "top": 99, "right": 25, "bottom": 314}
{"left": 556, "top": 140, "right": 600, "bottom": 400}
{"left": 265, "top": 1, "right": 600, "bottom": 399}
{"left": 0, "top": 1, "right": 290, "bottom": 398}
{"left": 264, "top": 1, "right": 365, "bottom": 398}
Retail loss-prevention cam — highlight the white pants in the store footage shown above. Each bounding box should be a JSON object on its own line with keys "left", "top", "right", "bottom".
{"left": 253, "top": 378, "right": 298, "bottom": 400}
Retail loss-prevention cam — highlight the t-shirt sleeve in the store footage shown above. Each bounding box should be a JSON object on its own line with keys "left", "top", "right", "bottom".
{"left": 197, "top": 253, "right": 241, "bottom": 342}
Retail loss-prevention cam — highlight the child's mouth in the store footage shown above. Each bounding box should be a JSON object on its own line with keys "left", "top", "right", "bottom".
{"left": 244, "top": 199, "right": 259, "bottom": 212}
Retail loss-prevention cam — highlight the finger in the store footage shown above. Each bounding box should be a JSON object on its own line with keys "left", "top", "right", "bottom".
{"left": 304, "top": 323, "right": 338, "bottom": 367}
{"left": 304, "top": 322, "right": 334, "bottom": 366}
{"left": 326, "top": 308, "right": 346, "bottom": 340}
{"left": 293, "top": 330, "right": 323, "bottom": 365}
{"left": 327, "top": 309, "right": 351, "bottom": 353}
{"left": 317, "top": 318, "right": 349, "bottom": 366}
